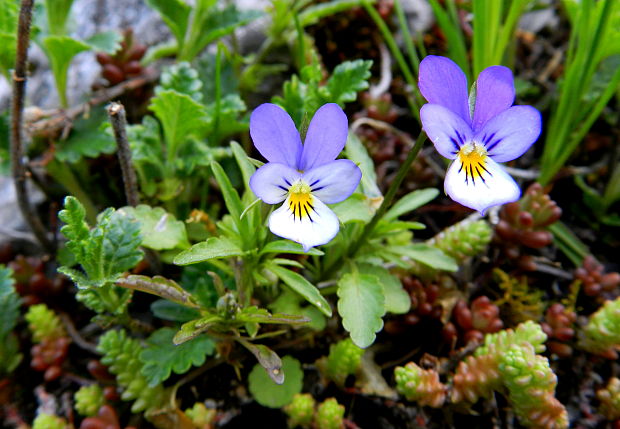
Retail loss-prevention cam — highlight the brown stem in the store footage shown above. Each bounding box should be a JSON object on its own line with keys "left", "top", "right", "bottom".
{"left": 107, "top": 102, "right": 139, "bottom": 207}
{"left": 10, "top": 0, "right": 55, "bottom": 254}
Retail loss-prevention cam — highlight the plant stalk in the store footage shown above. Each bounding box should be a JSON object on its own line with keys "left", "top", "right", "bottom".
{"left": 107, "top": 102, "right": 140, "bottom": 207}
{"left": 11, "top": 0, "right": 55, "bottom": 254}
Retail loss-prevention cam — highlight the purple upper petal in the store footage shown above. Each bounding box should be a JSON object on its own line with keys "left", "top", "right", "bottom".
{"left": 250, "top": 162, "right": 301, "bottom": 204}
{"left": 250, "top": 103, "right": 302, "bottom": 168}
{"left": 299, "top": 103, "right": 349, "bottom": 171}
{"left": 472, "top": 66, "right": 515, "bottom": 132}
{"left": 419, "top": 56, "right": 470, "bottom": 125}
{"left": 476, "top": 105, "right": 541, "bottom": 163}
{"left": 420, "top": 104, "right": 473, "bottom": 160}
{"left": 302, "top": 159, "right": 362, "bottom": 204}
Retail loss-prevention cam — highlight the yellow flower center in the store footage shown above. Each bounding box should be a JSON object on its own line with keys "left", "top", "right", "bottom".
{"left": 457, "top": 143, "right": 491, "bottom": 185}
{"left": 288, "top": 181, "right": 315, "bottom": 221}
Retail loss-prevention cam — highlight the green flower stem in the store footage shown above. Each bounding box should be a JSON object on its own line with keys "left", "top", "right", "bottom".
{"left": 321, "top": 133, "right": 426, "bottom": 281}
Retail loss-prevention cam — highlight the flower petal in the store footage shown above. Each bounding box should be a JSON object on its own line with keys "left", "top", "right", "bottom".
{"left": 419, "top": 55, "right": 470, "bottom": 124}
{"left": 249, "top": 162, "right": 301, "bottom": 204}
{"left": 444, "top": 156, "right": 520, "bottom": 214}
{"left": 268, "top": 195, "right": 340, "bottom": 251}
{"left": 299, "top": 103, "right": 349, "bottom": 171}
{"left": 475, "top": 105, "right": 542, "bottom": 162}
{"left": 302, "top": 159, "right": 361, "bottom": 204}
{"left": 420, "top": 104, "right": 473, "bottom": 159}
{"left": 250, "top": 103, "right": 302, "bottom": 167}
{"left": 472, "top": 66, "right": 515, "bottom": 132}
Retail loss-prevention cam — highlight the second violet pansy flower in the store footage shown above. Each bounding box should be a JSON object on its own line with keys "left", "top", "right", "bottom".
{"left": 249, "top": 103, "right": 361, "bottom": 251}
{"left": 419, "top": 55, "right": 542, "bottom": 214}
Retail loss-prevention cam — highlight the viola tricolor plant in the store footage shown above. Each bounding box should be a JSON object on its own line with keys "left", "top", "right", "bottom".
{"left": 419, "top": 56, "right": 542, "bottom": 214}
{"left": 249, "top": 103, "right": 362, "bottom": 251}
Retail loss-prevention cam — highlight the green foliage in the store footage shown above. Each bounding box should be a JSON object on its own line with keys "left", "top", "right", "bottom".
{"left": 41, "top": 36, "right": 90, "bottom": 107}
{"left": 284, "top": 393, "right": 316, "bottom": 428}
{"left": 84, "top": 30, "right": 122, "bottom": 54}
{"left": 120, "top": 205, "right": 190, "bottom": 251}
{"left": 58, "top": 197, "right": 143, "bottom": 314}
{"left": 273, "top": 59, "right": 373, "bottom": 126}
{"left": 357, "top": 263, "right": 410, "bottom": 314}
{"left": 97, "top": 329, "right": 166, "bottom": 412}
{"left": 315, "top": 398, "right": 345, "bottom": 429}
{"left": 427, "top": 218, "right": 492, "bottom": 263}
{"left": 25, "top": 303, "right": 66, "bottom": 343}
{"left": 145, "top": 0, "right": 191, "bottom": 47}
{"left": 44, "top": 0, "right": 74, "bottom": 36}
{"left": 580, "top": 297, "right": 620, "bottom": 357}
{"left": 174, "top": 236, "right": 243, "bottom": 265}
{"left": 0, "top": 265, "right": 21, "bottom": 374}
{"left": 157, "top": 62, "right": 204, "bottom": 102}
{"left": 0, "top": 0, "right": 18, "bottom": 79}
{"left": 384, "top": 189, "right": 440, "bottom": 221}
{"left": 269, "top": 290, "right": 326, "bottom": 331}
{"left": 140, "top": 327, "right": 215, "bottom": 386}
{"left": 267, "top": 263, "right": 332, "bottom": 317}
{"left": 248, "top": 355, "right": 304, "bottom": 408}
{"left": 32, "top": 414, "right": 69, "bottom": 429}
{"left": 55, "top": 109, "right": 117, "bottom": 163}
{"left": 326, "top": 338, "right": 364, "bottom": 385}
{"left": 475, "top": 320, "right": 547, "bottom": 358}
{"left": 74, "top": 384, "right": 105, "bottom": 417}
{"left": 395, "top": 362, "right": 424, "bottom": 402}
{"left": 337, "top": 270, "right": 385, "bottom": 348}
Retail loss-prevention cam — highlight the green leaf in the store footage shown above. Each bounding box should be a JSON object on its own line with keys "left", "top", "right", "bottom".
{"left": 156, "top": 62, "right": 204, "bottom": 102}
{"left": 384, "top": 188, "right": 440, "bottom": 221}
{"left": 331, "top": 193, "right": 377, "bottom": 224}
{"left": 267, "top": 263, "right": 332, "bottom": 317}
{"left": 148, "top": 89, "right": 208, "bottom": 156}
{"left": 145, "top": 0, "right": 191, "bottom": 47}
{"left": 140, "top": 327, "right": 215, "bottom": 386}
{"left": 151, "top": 299, "right": 201, "bottom": 322}
{"left": 345, "top": 132, "right": 381, "bottom": 198}
{"left": 0, "top": 265, "right": 20, "bottom": 338}
{"left": 299, "top": 0, "right": 364, "bottom": 27}
{"left": 391, "top": 243, "right": 458, "bottom": 271}
{"left": 55, "top": 108, "right": 117, "bottom": 163}
{"left": 324, "top": 59, "right": 372, "bottom": 105}
{"left": 248, "top": 355, "right": 303, "bottom": 408}
{"left": 270, "top": 290, "right": 326, "bottom": 331}
{"left": 236, "top": 306, "right": 310, "bottom": 325}
{"left": 337, "top": 271, "right": 385, "bottom": 348}
{"left": 119, "top": 205, "right": 189, "bottom": 250}
{"left": 173, "top": 314, "right": 220, "bottom": 344}
{"left": 358, "top": 264, "right": 409, "bottom": 314}
{"left": 85, "top": 31, "right": 122, "bottom": 54}
{"left": 0, "top": 0, "right": 18, "bottom": 78}
{"left": 211, "top": 161, "right": 244, "bottom": 222}
{"left": 260, "top": 240, "right": 324, "bottom": 256}
{"left": 58, "top": 196, "right": 90, "bottom": 262}
{"left": 44, "top": 0, "right": 74, "bottom": 35}
{"left": 41, "top": 36, "right": 90, "bottom": 106}
{"left": 173, "top": 237, "right": 243, "bottom": 265}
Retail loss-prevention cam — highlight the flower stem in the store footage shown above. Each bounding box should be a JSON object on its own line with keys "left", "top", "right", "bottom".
{"left": 321, "top": 133, "right": 427, "bottom": 280}
{"left": 11, "top": 0, "right": 55, "bottom": 254}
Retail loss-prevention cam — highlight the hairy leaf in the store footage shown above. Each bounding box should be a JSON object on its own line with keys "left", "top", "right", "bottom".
{"left": 324, "top": 59, "right": 372, "bottom": 105}
{"left": 140, "top": 327, "right": 215, "bottom": 386}
{"left": 337, "top": 271, "right": 385, "bottom": 348}
{"left": 156, "top": 62, "right": 203, "bottom": 102}
{"left": 120, "top": 205, "right": 189, "bottom": 250}
{"left": 248, "top": 355, "right": 303, "bottom": 407}
{"left": 55, "top": 109, "right": 116, "bottom": 163}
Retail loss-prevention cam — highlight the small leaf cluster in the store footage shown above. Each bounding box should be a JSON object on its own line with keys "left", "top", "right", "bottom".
{"left": 284, "top": 395, "right": 346, "bottom": 429}
{"left": 597, "top": 377, "right": 620, "bottom": 420}
{"left": 74, "top": 384, "right": 105, "bottom": 417}
{"left": 579, "top": 296, "right": 620, "bottom": 358}
{"left": 58, "top": 196, "right": 143, "bottom": 314}
{"left": 427, "top": 218, "right": 492, "bottom": 264}
{"left": 0, "top": 265, "right": 22, "bottom": 374}
{"left": 394, "top": 362, "right": 447, "bottom": 408}
{"left": 25, "top": 303, "right": 66, "bottom": 343}
{"left": 97, "top": 329, "right": 166, "bottom": 413}
{"left": 31, "top": 413, "right": 69, "bottom": 429}
{"left": 326, "top": 338, "right": 364, "bottom": 386}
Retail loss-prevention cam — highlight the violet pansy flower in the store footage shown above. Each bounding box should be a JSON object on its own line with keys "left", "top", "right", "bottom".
{"left": 419, "top": 55, "right": 542, "bottom": 214}
{"left": 249, "top": 103, "right": 361, "bottom": 251}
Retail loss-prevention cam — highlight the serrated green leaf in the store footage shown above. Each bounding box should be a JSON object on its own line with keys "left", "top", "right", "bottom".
{"left": 0, "top": 266, "right": 19, "bottom": 338}
{"left": 41, "top": 36, "right": 90, "bottom": 106}
{"left": 384, "top": 188, "right": 440, "bottom": 221}
{"left": 390, "top": 243, "right": 458, "bottom": 271}
{"left": 59, "top": 196, "right": 90, "bottom": 262}
{"left": 145, "top": 0, "right": 191, "bottom": 47}
{"left": 272, "top": 75, "right": 307, "bottom": 127}
{"left": 85, "top": 31, "right": 122, "bottom": 54}
{"left": 325, "top": 59, "right": 372, "bottom": 105}
{"left": 140, "top": 327, "right": 215, "bottom": 386}
{"left": 260, "top": 240, "right": 324, "bottom": 256}
{"left": 55, "top": 109, "right": 117, "bottom": 163}
{"left": 248, "top": 355, "right": 303, "bottom": 408}
{"left": 337, "top": 271, "right": 385, "bottom": 348}
{"left": 267, "top": 263, "right": 332, "bottom": 317}
{"left": 358, "top": 264, "right": 409, "bottom": 314}
{"left": 156, "top": 62, "right": 203, "bottom": 101}
{"left": 174, "top": 236, "right": 243, "bottom": 265}
{"left": 148, "top": 90, "right": 208, "bottom": 156}
{"left": 119, "top": 205, "right": 189, "bottom": 250}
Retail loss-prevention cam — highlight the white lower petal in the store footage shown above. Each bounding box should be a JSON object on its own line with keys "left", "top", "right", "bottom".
{"left": 444, "top": 156, "right": 520, "bottom": 214}
{"left": 268, "top": 195, "right": 340, "bottom": 252}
